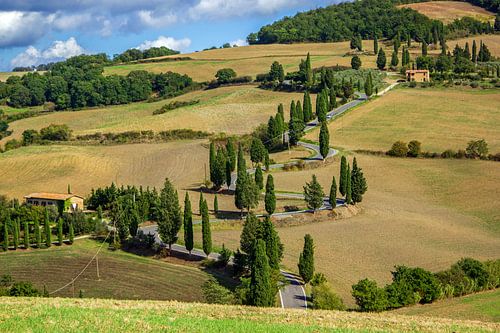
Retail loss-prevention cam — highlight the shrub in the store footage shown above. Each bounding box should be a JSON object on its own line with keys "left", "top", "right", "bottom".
{"left": 40, "top": 124, "right": 72, "bottom": 141}
{"left": 310, "top": 272, "right": 328, "bottom": 286}
{"left": 454, "top": 149, "right": 466, "bottom": 159}
{"left": 351, "top": 278, "right": 388, "bottom": 312}
{"left": 441, "top": 149, "right": 455, "bottom": 159}
{"left": 455, "top": 258, "right": 490, "bottom": 289}
{"left": 484, "top": 259, "right": 500, "bottom": 289}
{"left": 387, "top": 141, "right": 408, "bottom": 157}
{"left": 470, "top": 81, "right": 479, "bottom": 88}
{"left": 215, "top": 68, "right": 237, "bottom": 84}
{"left": 409, "top": 81, "right": 417, "bottom": 88}
{"left": 217, "top": 244, "right": 232, "bottom": 267}
{"left": 153, "top": 100, "right": 200, "bottom": 115}
{"left": 202, "top": 278, "right": 235, "bottom": 304}
{"left": 466, "top": 139, "right": 488, "bottom": 159}
{"left": 4, "top": 139, "right": 22, "bottom": 151}
{"left": 407, "top": 140, "right": 421, "bottom": 157}
{"left": 9, "top": 281, "right": 40, "bottom": 297}
{"left": 312, "top": 283, "right": 345, "bottom": 310}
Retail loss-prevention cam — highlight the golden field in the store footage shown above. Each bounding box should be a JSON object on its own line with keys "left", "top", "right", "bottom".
{"left": 399, "top": 1, "right": 495, "bottom": 24}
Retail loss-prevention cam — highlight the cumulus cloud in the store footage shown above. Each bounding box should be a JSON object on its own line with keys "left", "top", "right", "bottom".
{"left": 0, "top": 11, "right": 49, "bottom": 47}
{"left": 188, "top": 0, "right": 298, "bottom": 19}
{"left": 10, "top": 37, "right": 86, "bottom": 68}
{"left": 137, "top": 10, "right": 178, "bottom": 28}
{"left": 231, "top": 39, "right": 248, "bottom": 47}
{"left": 136, "top": 36, "right": 191, "bottom": 51}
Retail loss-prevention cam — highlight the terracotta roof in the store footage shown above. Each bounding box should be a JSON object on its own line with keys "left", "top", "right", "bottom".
{"left": 24, "top": 193, "right": 83, "bottom": 200}
{"left": 406, "top": 69, "right": 429, "bottom": 73}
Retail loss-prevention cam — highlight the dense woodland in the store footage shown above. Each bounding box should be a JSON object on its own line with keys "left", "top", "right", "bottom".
{"left": 247, "top": 0, "right": 497, "bottom": 45}
{"left": 0, "top": 54, "right": 194, "bottom": 110}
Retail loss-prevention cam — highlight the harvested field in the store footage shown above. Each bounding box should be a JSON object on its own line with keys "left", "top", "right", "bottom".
{"left": 399, "top": 1, "right": 495, "bottom": 24}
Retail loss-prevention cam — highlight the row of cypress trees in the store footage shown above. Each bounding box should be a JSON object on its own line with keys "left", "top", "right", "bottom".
{"left": 1, "top": 209, "right": 74, "bottom": 251}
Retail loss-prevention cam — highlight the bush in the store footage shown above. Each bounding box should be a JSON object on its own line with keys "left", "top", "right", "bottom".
{"left": 9, "top": 281, "right": 40, "bottom": 296}
{"left": 351, "top": 278, "right": 388, "bottom": 312}
{"left": 4, "top": 139, "right": 22, "bottom": 151}
{"left": 217, "top": 244, "right": 232, "bottom": 267}
{"left": 441, "top": 149, "right": 455, "bottom": 159}
{"left": 312, "top": 283, "right": 345, "bottom": 310}
{"left": 310, "top": 272, "right": 328, "bottom": 286}
{"left": 215, "top": 68, "right": 237, "bottom": 84}
{"left": 409, "top": 81, "right": 417, "bottom": 88}
{"left": 466, "top": 139, "right": 488, "bottom": 159}
{"left": 436, "top": 258, "right": 491, "bottom": 297}
{"left": 153, "top": 100, "right": 200, "bottom": 115}
{"left": 40, "top": 124, "right": 72, "bottom": 141}
{"left": 407, "top": 140, "right": 421, "bottom": 157}
{"left": 387, "top": 141, "right": 408, "bottom": 157}
{"left": 202, "top": 278, "right": 235, "bottom": 304}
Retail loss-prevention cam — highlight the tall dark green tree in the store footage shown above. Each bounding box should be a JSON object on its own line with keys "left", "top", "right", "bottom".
{"left": 68, "top": 221, "right": 74, "bottom": 244}
{"left": 289, "top": 100, "right": 296, "bottom": 120}
{"left": 339, "top": 156, "right": 348, "bottom": 196}
{"left": 295, "top": 100, "right": 304, "bottom": 123}
{"left": 213, "top": 194, "right": 219, "bottom": 213}
{"left": 305, "top": 53, "right": 313, "bottom": 87}
{"left": 329, "top": 176, "right": 337, "bottom": 209}
{"left": 240, "top": 212, "right": 259, "bottom": 255}
{"left": 13, "top": 219, "right": 19, "bottom": 250}
{"left": 209, "top": 142, "right": 216, "bottom": 183}
{"left": 260, "top": 217, "right": 282, "bottom": 270}
{"left": 157, "top": 178, "right": 182, "bottom": 252}
{"left": 351, "top": 157, "right": 368, "bottom": 204}
{"left": 364, "top": 73, "right": 373, "bottom": 97}
{"left": 329, "top": 88, "right": 337, "bottom": 109}
{"left": 472, "top": 40, "right": 477, "bottom": 63}
{"left": 183, "top": 193, "right": 194, "bottom": 255}
{"left": 351, "top": 55, "right": 361, "bottom": 70}
{"left": 303, "top": 91, "right": 313, "bottom": 122}
{"left": 2, "top": 215, "right": 9, "bottom": 251}
{"left": 23, "top": 221, "right": 30, "bottom": 249}
{"left": 250, "top": 138, "right": 266, "bottom": 165}
{"left": 319, "top": 121, "right": 330, "bottom": 160}
{"left": 225, "top": 158, "right": 232, "bottom": 189}
{"left": 303, "top": 175, "right": 324, "bottom": 212}
{"left": 213, "top": 147, "right": 227, "bottom": 190}
{"left": 44, "top": 209, "right": 51, "bottom": 248}
{"left": 57, "top": 218, "right": 64, "bottom": 246}
{"left": 346, "top": 164, "right": 352, "bottom": 204}
{"left": 226, "top": 137, "right": 237, "bottom": 172}
{"left": 390, "top": 51, "right": 399, "bottom": 67}
{"left": 288, "top": 117, "right": 304, "bottom": 146}
{"left": 264, "top": 174, "right": 276, "bottom": 215}
{"left": 249, "top": 239, "right": 274, "bottom": 307}
{"left": 373, "top": 35, "right": 379, "bottom": 55}
{"left": 298, "top": 234, "right": 314, "bottom": 284}
{"left": 201, "top": 199, "right": 212, "bottom": 256}
{"left": 199, "top": 191, "right": 204, "bottom": 216}
{"left": 34, "top": 218, "right": 41, "bottom": 248}
{"left": 376, "top": 48, "right": 386, "bottom": 70}
{"left": 254, "top": 165, "right": 264, "bottom": 190}
{"left": 237, "top": 144, "right": 246, "bottom": 173}
{"left": 422, "top": 41, "right": 428, "bottom": 56}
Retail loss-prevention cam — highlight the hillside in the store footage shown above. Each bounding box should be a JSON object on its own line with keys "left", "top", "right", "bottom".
{"left": 399, "top": 1, "right": 496, "bottom": 24}
{"left": 1, "top": 297, "right": 499, "bottom": 332}
{"left": 0, "top": 239, "right": 210, "bottom": 301}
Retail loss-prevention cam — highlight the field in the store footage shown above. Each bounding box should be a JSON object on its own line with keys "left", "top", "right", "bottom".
{"left": 399, "top": 1, "right": 495, "bottom": 24}
{"left": 442, "top": 34, "right": 500, "bottom": 57}
{"left": 305, "top": 87, "right": 500, "bottom": 153}
{"left": 395, "top": 289, "right": 500, "bottom": 322}
{"left": 1, "top": 297, "right": 499, "bottom": 332}
{"left": 0, "top": 239, "right": 210, "bottom": 301}
{"left": 0, "top": 86, "right": 306, "bottom": 146}
{"left": 210, "top": 154, "right": 500, "bottom": 306}
{"left": 104, "top": 41, "right": 380, "bottom": 82}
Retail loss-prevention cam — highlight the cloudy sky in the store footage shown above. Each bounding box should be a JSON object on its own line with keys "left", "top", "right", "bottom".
{"left": 0, "top": 0, "right": 332, "bottom": 71}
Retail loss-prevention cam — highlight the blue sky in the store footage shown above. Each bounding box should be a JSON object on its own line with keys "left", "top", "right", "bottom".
{"left": 0, "top": 0, "right": 333, "bottom": 71}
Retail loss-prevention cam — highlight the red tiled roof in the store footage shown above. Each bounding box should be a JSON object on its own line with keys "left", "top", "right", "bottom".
{"left": 24, "top": 193, "right": 83, "bottom": 200}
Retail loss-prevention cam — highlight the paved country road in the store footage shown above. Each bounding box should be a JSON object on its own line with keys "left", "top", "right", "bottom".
{"left": 143, "top": 83, "right": 398, "bottom": 310}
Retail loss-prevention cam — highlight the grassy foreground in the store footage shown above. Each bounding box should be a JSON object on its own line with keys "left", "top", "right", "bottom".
{"left": 1, "top": 297, "right": 499, "bottom": 333}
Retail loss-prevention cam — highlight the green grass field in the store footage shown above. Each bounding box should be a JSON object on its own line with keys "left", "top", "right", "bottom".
{"left": 395, "top": 289, "right": 500, "bottom": 323}
{"left": 0, "top": 239, "right": 210, "bottom": 301}
{"left": 1, "top": 297, "right": 499, "bottom": 333}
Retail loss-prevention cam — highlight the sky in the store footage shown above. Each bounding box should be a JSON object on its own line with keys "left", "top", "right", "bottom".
{"left": 0, "top": 0, "right": 334, "bottom": 71}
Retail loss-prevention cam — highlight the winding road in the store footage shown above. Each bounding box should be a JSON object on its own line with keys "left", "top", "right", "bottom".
{"left": 141, "top": 83, "right": 398, "bottom": 310}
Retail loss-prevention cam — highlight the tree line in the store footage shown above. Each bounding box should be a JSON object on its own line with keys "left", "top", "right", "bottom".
{"left": 0, "top": 54, "right": 194, "bottom": 110}
{"left": 247, "top": 0, "right": 497, "bottom": 45}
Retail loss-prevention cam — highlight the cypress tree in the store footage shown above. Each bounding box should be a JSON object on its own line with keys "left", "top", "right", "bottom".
{"left": 303, "top": 91, "right": 312, "bottom": 122}
{"left": 351, "top": 157, "right": 368, "bottom": 204}
{"left": 183, "top": 193, "right": 194, "bottom": 255}
{"left": 209, "top": 142, "right": 216, "bottom": 183}
{"left": 226, "top": 138, "right": 236, "bottom": 172}
{"left": 329, "top": 176, "right": 337, "bottom": 209}
{"left": 44, "top": 210, "right": 51, "bottom": 248}
{"left": 249, "top": 239, "right": 273, "bottom": 307}
{"left": 289, "top": 100, "right": 296, "bottom": 120}
{"left": 376, "top": 48, "right": 386, "bottom": 70}
{"left": 237, "top": 144, "right": 246, "bottom": 172}
{"left": 303, "top": 175, "right": 325, "bottom": 212}
{"left": 13, "top": 219, "right": 19, "bottom": 250}
{"left": 158, "top": 178, "right": 182, "bottom": 251}
{"left": 254, "top": 165, "right": 264, "bottom": 190}
{"left": 295, "top": 100, "right": 304, "bottom": 123}
{"left": 339, "top": 156, "right": 347, "bottom": 196}
{"left": 24, "top": 221, "right": 30, "bottom": 249}
{"left": 2, "top": 215, "right": 9, "bottom": 251}
{"left": 240, "top": 212, "right": 259, "bottom": 255}
{"left": 264, "top": 174, "right": 276, "bottom": 215}
{"left": 364, "top": 73, "right": 373, "bottom": 97}
{"left": 406, "top": 33, "right": 411, "bottom": 47}
{"left": 34, "top": 218, "right": 41, "bottom": 248}
{"left": 405, "top": 48, "right": 411, "bottom": 66}
{"left": 261, "top": 217, "right": 282, "bottom": 270}
{"left": 57, "top": 218, "right": 64, "bottom": 245}
{"left": 199, "top": 191, "right": 204, "bottom": 216}
{"left": 69, "top": 221, "right": 74, "bottom": 244}
{"left": 422, "top": 41, "right": 428, "bottom": 56}
{"left": 472, "top": 40, "right": 477, "bottom": 63}
{"left": 213, "top": 147, "right": 227, "bottom": 190}
{"left": 264, "top": 152, "right": 270, "bottom": 172}
{"left": 390, "top": 51, "right": 399, "bottom": 67}
{"left": 464, "top": 42, "right": 470, "bottom": 60}
{"left": 373, "top": 35, "right": 378, "bottom": 55}
{"left": 67, "top": 184, "right": 71, "bottom": 194}
{"left": 235, "top": 170, "right": 248, "bottom": 213}
{"left": 298, "top": 234, "right": 314, "bottom": 284}
{"left": 213, "top": 194, "right": 219, "bottom": 213}
{"left": 225, "top": 159, "right": 232, "bottom": 189}
{"left": 201, "top": 199, "right": 212, "bottom": 256}
{"left": 305, "top": 53, "right": 313, "bottom": 86}
{"left": 329, "top": 87, "right": 337, "bottom": 109}
{"left": 346, "top": 164, "right": 352, "bottom": 205}
{"left": 319, "top": 121, "right": 330, "bottom": 160}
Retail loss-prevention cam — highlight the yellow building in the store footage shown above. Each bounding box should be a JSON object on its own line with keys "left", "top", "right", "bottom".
{"left": 24, "top": 193, "right": 84, "bottom": 212}
{"left": 406, "top": 69, "right": 430, "bottom": 82}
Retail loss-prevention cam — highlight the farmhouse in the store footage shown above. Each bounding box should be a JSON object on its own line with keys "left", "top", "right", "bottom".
{"left": 24, "top": 193, "right": 84, "bottom": 212}
{"left": 406, "top": 69, "right": 430, "bottom": 82}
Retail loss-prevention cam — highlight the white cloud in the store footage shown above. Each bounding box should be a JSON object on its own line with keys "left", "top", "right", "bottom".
{"left": 51, "top": 12, "right": 93, "bottom": 30}
{"left": 136, "top": 36, "right": 191, "bottom": 51}
{"left": 137, "top": 10, "right": 177, "bottom": 28}
{"left": 10, "top": 37, "right": 86, "bottom": 68}
{"left": 231, "top": 39, "right": 247, "bottom": 47}
{"left": 189, "top": 0, "right": 297, "bottom": 19}
{"left": 0, "top": 11, "right": 49, "bottom": 47}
